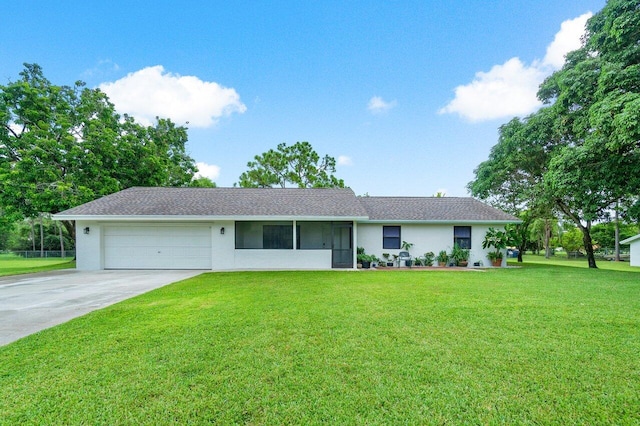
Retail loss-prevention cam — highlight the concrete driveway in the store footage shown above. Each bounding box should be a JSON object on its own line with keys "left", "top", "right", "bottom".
{"left": 0, "top": 269, "right": 203, "bottom": 346}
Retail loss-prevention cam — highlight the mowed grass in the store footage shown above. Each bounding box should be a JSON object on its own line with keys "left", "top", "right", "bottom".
{"left": 0, "top": 254, "right": 75, "bottom": 277}
{"left": 509, "top": 253, "right": 637, "bottom": 272}
{"left": 1, "top": 268, "right": 639, "bottom": 424}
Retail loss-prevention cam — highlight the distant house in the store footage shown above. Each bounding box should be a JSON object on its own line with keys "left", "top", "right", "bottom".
{"left": 621, "top": 234, "right": 640, "bottom": 267}
{"left": 53, "top": 187, "right": 518, "bottom": 271}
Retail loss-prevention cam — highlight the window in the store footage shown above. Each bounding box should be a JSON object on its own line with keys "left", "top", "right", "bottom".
{"left": 383, "top": 226, "right": 401, "bottom": 249}
{"left": 235, "top": 221, "right": 293, "bottom": 249}
{"left": 454, "top": 226, "right": 471, "bottom": 249}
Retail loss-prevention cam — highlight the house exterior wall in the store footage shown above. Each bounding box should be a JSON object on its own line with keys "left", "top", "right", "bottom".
{"left": 75, "top": 221, "right": 103, "bottom": 270}
{"left": 75, "top": 220, "right": 338, "bottom": 271}
{"left": 630, "top": 239, "right": 640, "bottom": 267}
{"left": 357, "top": 223, "right": 505, "bottom": 267}
{"left": 75, "top": 220, "right": 509, "bottom": 271}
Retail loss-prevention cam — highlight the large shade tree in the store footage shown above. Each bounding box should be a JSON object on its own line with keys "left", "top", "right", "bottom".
{"left": 0, "top": 64, "right": 198, "bottom": 238}
{"left": 470, "top": 0, "right": 640, "bottom": 268}
{"left": 238, "top": 141, "right": 345, "bottom": 188}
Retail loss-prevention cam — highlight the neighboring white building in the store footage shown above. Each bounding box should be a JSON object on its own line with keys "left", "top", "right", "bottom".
{"left": 621, "top": 234, "right": 640, "bottom": 267}
{"left": 53, "top": 187, "right": 518, "bottom": 271}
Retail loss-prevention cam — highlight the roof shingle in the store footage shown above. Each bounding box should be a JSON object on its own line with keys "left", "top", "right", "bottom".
{"left": 55, "top": 187, "right": 518, "bottom": 222}
{"left": 358, "top": 196, "right": 517, "bottom": 222}
{"left": 56, "top": 187, "right": 369, "bottom": 218}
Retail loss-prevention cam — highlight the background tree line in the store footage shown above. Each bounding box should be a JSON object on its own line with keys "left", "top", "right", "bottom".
{"left": 469, "top": 0, "right": 640, "bottom": 268}
{"left": 0, "top": 63, "right": 215, "bottom": 246}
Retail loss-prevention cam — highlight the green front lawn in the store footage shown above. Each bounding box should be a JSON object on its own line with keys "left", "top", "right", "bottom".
{"left": 0, "top": 253, "right": 75, "bottom": 277}
{"left": 508, "top": 253, "right": 637, "bottom": 272}
{"left": 1, "top": 267, "right": 639, "bottom": 424}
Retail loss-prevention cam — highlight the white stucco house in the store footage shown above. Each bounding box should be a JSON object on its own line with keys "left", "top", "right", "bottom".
{"left": 621, "top": 234, "right": 640, "bottom": 267}
{"left": 53, "top": 187, "right": 519, "bottom": 271}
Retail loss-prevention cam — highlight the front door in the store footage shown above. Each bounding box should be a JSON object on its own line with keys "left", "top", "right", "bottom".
{"left": 331, "top": 222, "right": 353, "bottom": 268}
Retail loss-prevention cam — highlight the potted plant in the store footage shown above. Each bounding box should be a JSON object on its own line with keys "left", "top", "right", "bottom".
{"left": 487, "top": 251, "right": 503, "bottom": 267}
{"left": 450, "top": 243, "right": 470, "bottom": 267}
{"left": 382, "top": 253, "right": 394, "bottom": 267}
{"left": 357, "top": 247, "right": 370, "bottom": 269}
{"left": 423, "top": 251, "right": 435, "bottom": 267}
{"left": 437, "top": 250, "right": 448, "bottom": 267}
{"left": 482, "top": 227, "right": 510, "bottom": 267}
{"left": 357, "top": 254, "right": 372, "bottom": 269}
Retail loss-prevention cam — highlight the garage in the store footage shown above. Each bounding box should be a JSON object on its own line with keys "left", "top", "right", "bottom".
{"left": 104, "top": 225, "right": 212, "bottom": 270}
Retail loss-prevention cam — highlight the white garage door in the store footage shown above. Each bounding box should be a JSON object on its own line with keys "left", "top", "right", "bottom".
{"left": 104, "top": 225, "right": 212, "bottom": 269}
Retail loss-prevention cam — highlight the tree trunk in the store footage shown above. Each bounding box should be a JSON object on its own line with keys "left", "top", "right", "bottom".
{"left": 30, "top": 219, "right": 36, "bottom": 251}
{"left": 614, "top": 202, "right": 620, "bottom": 261}
{"left": 39, "top": 214, "right": 44, "bottom": 258}
{"left": 59, "top": 221, "right": 65, "bottom": 258}
{"left": 580, "top": 224, "right": 598, "bottom": 269}
{"left": 61, "top": 220, "right": 76, "bottom": 242}
{"left": 544, "top": 219, "right": 552, "bottom": 259}
{"left": 517, "top": 238, "right": 525, "bottom": 262}
{"left": 556, "top": 200, "right": 597, "bottom": 269}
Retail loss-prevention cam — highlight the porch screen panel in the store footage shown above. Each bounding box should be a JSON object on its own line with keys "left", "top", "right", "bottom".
{"left": 263, "top": 224, "right": 293, "bottom": 249}
{"left": 297, "top": 222, "right": 331, "bottom": 249}
{"left": 235, "top": 221, "right": 293, "bottom": 249}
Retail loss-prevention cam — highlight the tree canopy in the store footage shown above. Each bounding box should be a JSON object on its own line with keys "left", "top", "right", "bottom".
{"left": 0, "top": 64, "right": 199, "bottom": 237}
{"left": 469, "top": 0, "right": 640, "bottom": 268}
{"left": 238, "top": 141, "right": 345, "bottom": 188}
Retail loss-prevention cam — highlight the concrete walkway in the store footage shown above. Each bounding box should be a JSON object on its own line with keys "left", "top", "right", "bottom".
{"left": 0, "top": 269, "right": 203, "bottom": 346}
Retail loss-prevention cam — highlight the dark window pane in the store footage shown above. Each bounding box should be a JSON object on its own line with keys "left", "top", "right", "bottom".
{"left": 263, "top": 225, "right": 293, "bottom": 249}
{"left": 453, "top": 226, "right": 472, "bottom": 249}
{"left": 383, "top": 226, "right": 400, "bottom": 237}
{"left": 383, "top": 226, "right": 401, "bottom": 249}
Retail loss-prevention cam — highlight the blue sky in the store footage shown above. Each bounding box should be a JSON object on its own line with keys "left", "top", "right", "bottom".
{"left": 2, "top": 1, "right": 606, "bottom": 196}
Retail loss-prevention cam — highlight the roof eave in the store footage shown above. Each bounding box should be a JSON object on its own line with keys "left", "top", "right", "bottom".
{"left": 53, "top": 214, "right": 370, "bottom": 222}
{"left": 620, "top": 234, "right": 640, "bottom": 245}
{"left": 358, "top": 219, "right": 521, "bottom": 224}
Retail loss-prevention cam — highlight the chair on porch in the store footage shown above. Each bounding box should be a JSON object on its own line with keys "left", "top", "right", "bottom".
{"left": 398, "top": 251, "right": 411, "bottom": 267}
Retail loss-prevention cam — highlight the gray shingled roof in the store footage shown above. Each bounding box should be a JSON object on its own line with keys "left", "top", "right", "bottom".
{"left": 55, "top": 187, "right": 518, "bottom": 222}
{"left": 56, "top": 187, "right": 369, "bottom": 218}
{"left": 358, "top": 196, "right": 518, "bottom": 222}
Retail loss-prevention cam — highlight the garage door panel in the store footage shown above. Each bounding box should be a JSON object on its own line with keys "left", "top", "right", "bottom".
{"left": 104, "top": 226, "right": 212, "bottom": 270}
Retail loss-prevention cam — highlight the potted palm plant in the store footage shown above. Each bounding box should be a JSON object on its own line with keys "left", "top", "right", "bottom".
{"left": 487, "top": 251, "right": 503, "bottom": 267}
{"left": 482, "top": 227, "right": 510, "bottom": 267}
{"left": 437, "top": 250, "right": 448, "bottom": 267}
{"left": 450, "top": 243, "right": 470, "bottom": 267}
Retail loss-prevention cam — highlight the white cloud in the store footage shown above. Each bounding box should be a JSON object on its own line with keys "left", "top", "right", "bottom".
{"left": 337, "top": 155, "right": 353, "bottom": 166}
{"left": 440, "top": 12, "right": 591, "bottom": 122}
{"left": 99, "top": 66, "right": 246, "bottom": 128}
{"left": 195, "top": 162, "right": 221, "bottom": 180}
{"left": 543, "top": 12, "right": 592, "bottom": 69}
{"left": 367, "top": 96, "right": 397, "bottom": 114}
{"left": 439, "top": 58, "right": 545, "bottom": 122}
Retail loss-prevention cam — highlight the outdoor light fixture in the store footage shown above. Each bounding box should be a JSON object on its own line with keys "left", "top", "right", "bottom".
{"left": 220, "top": 227, "right": 225, "bottom": 235}
{"left": 83, "top": 227, "right": 90, "bottom": 235}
